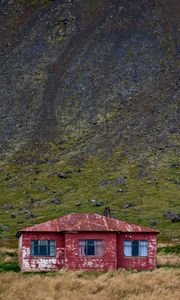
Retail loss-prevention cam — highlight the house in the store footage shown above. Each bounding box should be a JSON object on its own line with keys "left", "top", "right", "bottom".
{"left": 16, "top": 213, "right": 159, "bottom": 272}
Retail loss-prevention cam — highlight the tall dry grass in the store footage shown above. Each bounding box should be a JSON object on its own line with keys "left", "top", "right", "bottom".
{"left": 157, "top": 253, "right": 180, "bottom": 266}
{"left": 0, "top": 268, "right": 179, "bottom": 300}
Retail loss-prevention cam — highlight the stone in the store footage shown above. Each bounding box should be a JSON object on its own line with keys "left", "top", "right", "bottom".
{"left": 19, "top": 207, "right": 29, "bottom": 212}
{"left": 98, "top": 180, "right": 113, "bottom": 187}
{"left": 163, "top": 211, "right": 180, "bottom": 222}
{"left": 11, "top": 211, "right": 17, "bottom": 218}
{"left": 124, "top": 203, "right": 134, "bottom": 209}
{"left": 169, "top": 128, "right": 178, "bottom": 133}
{"left": 56, "top": 191, "right": 64, "bottom": 195}
{"left": 115, "top": 176, "right": 126, "bottom": 184}
{"left": 95, "top": 202, "right": 104, "bottom": 207}
{"left": 2, "top": 225, "right": 9, "bottom": 232}
{"left": 150, "top": 220, "right": 157, "bottom": 226}
{"left": 137, "top": 172, "right": 148, "bottom": 179}
{"left": 89, "top": 199, "right": 96, "bottom": 204}
{"left": 39, "top": 186, "right": 46, "bottom": 192}
{"left": 147, "top": 217, "right": 157, "bottom": 226}
{"left": 136, "top": 207, "right": 144, "bottom": 212}
{"left": 57, "top": 172, "right": 68, "bottom": 179}
{"left": 118, "top": 188, "right": 124, "bottom": 192}
{"left": 89, "top": 199, "right": 104, "bottom": 206}
{"left": 25, "top": 212, "right": 36, "bottom": 219}
{"left": 48, "top": 199, "right": 63, "bottom": 205}
{"left": 3, "top": 204, "right": 14, "bottom": 210}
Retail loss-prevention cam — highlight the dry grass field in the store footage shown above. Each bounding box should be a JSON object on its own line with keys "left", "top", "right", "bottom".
{"left": 0, "top": 246, "right": 179, "bottom": 300}
{"left": 0, "top": 268, "right": 179, "bottom": 300}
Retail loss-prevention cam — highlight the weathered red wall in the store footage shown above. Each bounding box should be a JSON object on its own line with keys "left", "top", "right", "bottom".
{"left": 19, "top": 231, "right": 157, "bottom": 271}
{"left": 65, "top": 232, "right": 117, "bottom": 270}
{"left": 20, "top": 232, "right": 65, "bottom": 272}
{"left": 18, "top": 234, "right": 22, "bottom": 270}
{"left": 117, "top": 233, "right": 157, "bottom": 271}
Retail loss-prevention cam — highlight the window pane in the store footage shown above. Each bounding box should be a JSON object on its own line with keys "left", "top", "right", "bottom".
{"left": 78, "top": 240, "right": 86, "bottom": 256}
{"left": 132, "top": 241, "right": 139, "bottom": 256}
{"left": 39, "top": 240, "right": 47, "bottom": 246}
{"left": 39, "top": 245, "right": 47, "bottom": 255}
{"left": 124, "top": 240, "right": 148, "bottom": 257}
{"left": 139, "top": 241, "right": 148, "bottom": 256}
{"left": 49, "top": 246, "right": 54, "bottom": 256}
{"left": 30, "top": 241, "right": 35, "bottom": 255}
{"left": 33, "top": 240, "right": 38, "bottom": 246}
{"left": 30, "top": 240, "right": 56, "bottom": 256}
{"left": 124, "top": 241, "right": 132, "bottom": 256}
{"left": 78, "top": 240, "right": 104, "bottom": 256}
{"left": 33, "top": 246, "right": 39, "bottom": 256}
{"left": 86, "top": 240, "right": 95, "bottom": 255}
{"left": 94, "top": 240, "right": 104, "bottom": 256}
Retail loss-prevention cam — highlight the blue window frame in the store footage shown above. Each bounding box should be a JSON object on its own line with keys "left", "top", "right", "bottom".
{"left": 30, "top": 240, "right": 56, "bottom": 256}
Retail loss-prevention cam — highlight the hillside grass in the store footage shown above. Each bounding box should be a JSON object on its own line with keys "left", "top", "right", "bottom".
{"left": 25, "top": 0, "right": 54, "bottom": 7}
{"left": 0, "top": 268, "right": 180, "bottom": 300}
{"left": 0, "top": 143, "right": 179, "bottom": 247}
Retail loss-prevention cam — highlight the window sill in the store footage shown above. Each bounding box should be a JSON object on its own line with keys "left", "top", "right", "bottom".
{"left": 124, "top": 256, "right": 148, "bottom": 258}
{"left": 79, "top": 255, "right": 104, "bottom": 257}
{"left": 30, "top": 255, "right": 56, "bottom": 258}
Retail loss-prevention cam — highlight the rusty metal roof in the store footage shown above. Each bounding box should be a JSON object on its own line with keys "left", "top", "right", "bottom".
{"left": 17, "top": 213, "right": 159, "bottom": 234}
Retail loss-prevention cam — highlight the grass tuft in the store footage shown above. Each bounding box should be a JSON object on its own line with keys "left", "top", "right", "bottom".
{"left": 0, "top": 262, "right": 20, "bottom": 273}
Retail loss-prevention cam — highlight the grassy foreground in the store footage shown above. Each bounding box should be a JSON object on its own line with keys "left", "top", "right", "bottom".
{"left": 0, "top": 247, "right": 180, "bottom": 300}
{"left": 0, "top": 268, "right": 180, "bottom": 300}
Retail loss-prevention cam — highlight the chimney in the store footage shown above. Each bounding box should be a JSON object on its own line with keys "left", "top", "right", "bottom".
{"left": 103, "top": 207, "right": 111, "bottom": 217}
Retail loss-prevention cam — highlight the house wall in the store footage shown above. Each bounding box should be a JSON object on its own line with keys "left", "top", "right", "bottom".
{"left": 18, "top": 231, "right": 157, "bottom": 272}
{"left": 20, "top": 232, "right": 65, "bottom": 272}
{"left": 18, "top": 234, "right": 23, "bottom": 269}
{"left": 117, "top": 232, "right": 157, "bottom": 271}
{"left": 65, "top": 232, "right": 117, "bottom": 270}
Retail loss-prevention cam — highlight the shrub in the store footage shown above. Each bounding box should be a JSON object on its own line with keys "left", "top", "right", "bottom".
{"left": 157, "top": 245, "right": 180, "bottom": 254}
{"left": 0, "top": 262, "right": 20, "bottom": 273}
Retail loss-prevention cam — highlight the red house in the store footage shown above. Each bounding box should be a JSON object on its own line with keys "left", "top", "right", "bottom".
{"left": 16, "top": 213, "right": 159, "bottom": 272}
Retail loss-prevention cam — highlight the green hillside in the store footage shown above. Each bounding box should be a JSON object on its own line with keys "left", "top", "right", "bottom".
{"left": 0, "top": 143, "right": 179, "bottom": 247}
{"left": 0, "top": 0, "right": 179, "bottom": 247}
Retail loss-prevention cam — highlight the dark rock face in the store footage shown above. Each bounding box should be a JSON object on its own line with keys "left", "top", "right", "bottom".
{"left": 0, "top": 0, "right": 179, "bottom": 157}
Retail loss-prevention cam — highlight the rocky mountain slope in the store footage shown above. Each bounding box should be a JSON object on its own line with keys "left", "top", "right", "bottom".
{"left": 0, "top": 0, "right": 179, "bottom": 246}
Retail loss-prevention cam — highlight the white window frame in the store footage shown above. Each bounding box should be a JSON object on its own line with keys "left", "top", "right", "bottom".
{"left": 30, "top": 240, "right": 56, "bottom": 257}
{"left": 124, "top": 240, "right": 148, "bottom": 257}
{"left": 78, "top": 240, "right": 104, "bottom": 257}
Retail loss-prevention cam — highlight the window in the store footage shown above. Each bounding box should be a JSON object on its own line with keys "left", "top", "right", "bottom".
{"left": 124, "top": 240, "right": 148, "bottom": 257}
{"left": 78, "top": 240, "right": 104, "bottom": 256}
{"left": 31, "top": 240, "right": 56, "bottom": 256}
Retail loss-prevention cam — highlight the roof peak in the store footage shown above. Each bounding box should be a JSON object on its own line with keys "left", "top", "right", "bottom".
{"left": 16, "top": 212, "right": 159, "bottom": 235}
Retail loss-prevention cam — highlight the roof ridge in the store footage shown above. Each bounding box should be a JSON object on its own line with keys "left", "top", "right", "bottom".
{"left": 16, "top": 213, "right": 159, "bottom": 236}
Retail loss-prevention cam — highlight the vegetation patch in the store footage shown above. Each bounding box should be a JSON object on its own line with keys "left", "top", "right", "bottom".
{"left": 0, "top": 146, "right": 180, "bottom": 247}
{"left": 157, "top": 245, "right": 180, "bottom": 254}
{"left": 0, "top": 262, "right": 20, "bottom": 273}
{"left": 25, "top": 0, "right": 54, "bottom": 7}
{"left": 0, "top": 268, "right": 179, "bottom": 300}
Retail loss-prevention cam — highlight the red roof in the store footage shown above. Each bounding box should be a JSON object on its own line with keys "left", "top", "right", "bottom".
{"left": 17, "top": 213, "right": 159, "bottom": 234}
